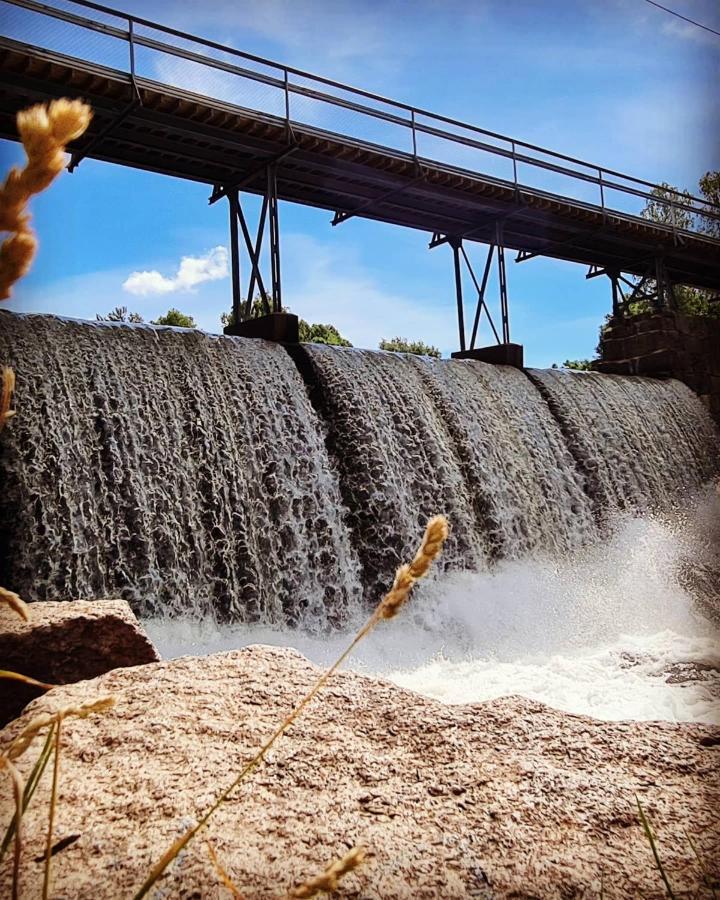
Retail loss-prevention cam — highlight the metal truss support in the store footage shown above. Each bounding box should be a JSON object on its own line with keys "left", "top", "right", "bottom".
{"left": 221, "top": 165, "right": 283, "bottom": 325}
{"left": 496, "top": 221, "right": 510, "bottom": 344}
{"left": 430, "top": 230, "right": 507, "bottom": 352}
{"left": 586, "top": 255, "right": 676, "bottom": 317}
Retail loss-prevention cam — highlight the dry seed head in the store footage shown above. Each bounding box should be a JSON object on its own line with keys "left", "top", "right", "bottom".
{"left": 289, "top": 846, "right": 366, "bottom": 898}
{"left": 48, "top": 98, "right": 93, "bottom": 144}
{"left": 54, "top": 696, "right": 116, "bottom": 721}
{"left": 0, "top": 586, "right": 28, "bottom": 621}
{"left": 0, "top": 98, "right": 92, "bottom": 299}
{"left": 378, "top": 515, "right": 449, "bottom": 620}
{"left": 8, "top": 712, "right": 56, "bottom": 760}
{"left": 7, "top": 696, "right": 115, "bottom": 760}
{"left": 0, "top": 232, "right": 36, "bottom": 300}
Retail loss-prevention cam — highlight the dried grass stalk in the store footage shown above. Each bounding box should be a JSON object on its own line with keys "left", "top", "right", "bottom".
{"left": 0, "top": 367, "right": 15, "bottom": 430}
{"left": 42, "top": 719, "right": 62, "bottom": 900}
{"left": 0, "top": 670, "right": 54, "bottom": 691}
{"left": 0, "top": 755, "right": 25, "bottom": 900}
{"left": 7, "top": 696, "right": 115, "bottom": 761}
{"left": 289, "top": 847, "right": 366, "bottom": 898}
{"left": 207, "top": 842, "right": 245, "bottom": 898}
{"left": 133, "top": 516, "right": 449, "bottom": 899}
{"left": 0, "top": 99, "right": 92, "bottom": 299}
{"left": 0, "top": 724, "right": 55, "bottom": 864}
{"left": 0, "top": 587, "right": 28, "bottom": 622}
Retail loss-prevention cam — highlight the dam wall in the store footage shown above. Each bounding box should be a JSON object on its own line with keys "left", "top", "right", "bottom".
{"left": 1, "top": 309, "right": 718, "bottom": 625}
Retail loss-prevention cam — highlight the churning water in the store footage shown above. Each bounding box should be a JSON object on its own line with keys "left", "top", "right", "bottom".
{"left": 146, "top": 492, "right": 720, "bottom": 724}
{"left": 1, "top": 311, "right": 718, "bottom": 723}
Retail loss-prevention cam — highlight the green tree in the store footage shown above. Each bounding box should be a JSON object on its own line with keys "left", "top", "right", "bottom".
{"left": 96, "top": 306, "right": 144, "bottom": 323}
{"left": 567, "top": 359, "right": 591, "bottom": 370}
{"left": 552, "top": 359, "right": 593, "bottom": 371}
{"left": 698, "top": 171, "right": 720, "bottom": 238}
{"left": 628, "top": 172, "right": 720, "bottom": 319}
{"left": 221, "top": 299, "right": 352, "bottom": 347}
{"left": 152, "top": 308, "right": 197, "bottom": 328}
{"left": 379, "top": 337, "right": 441, "bottom": 358}
{"left": 298, "top": 320, "right": 352, "bottom": 346}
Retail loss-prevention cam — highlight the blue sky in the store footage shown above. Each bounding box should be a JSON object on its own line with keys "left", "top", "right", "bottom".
{"left": 1, "top": 0, "right": 718, "bottom": 365}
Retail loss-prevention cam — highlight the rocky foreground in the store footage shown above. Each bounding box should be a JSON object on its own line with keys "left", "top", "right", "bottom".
{"left": 1, "top": 642, "right": 719, "bottom": 899}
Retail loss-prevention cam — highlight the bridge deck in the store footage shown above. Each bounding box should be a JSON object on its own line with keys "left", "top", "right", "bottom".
{"left": 1, "top": 35, "right": 719, "bottom": 290}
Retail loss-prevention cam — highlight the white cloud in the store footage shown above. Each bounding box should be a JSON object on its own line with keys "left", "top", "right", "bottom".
{"left": 123, "top": 246, "right": 229, "bottom": 296}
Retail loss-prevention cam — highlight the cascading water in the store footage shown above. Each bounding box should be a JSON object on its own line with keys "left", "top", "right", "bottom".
{"left": 0, "top": 311, "right": 363, "bottom": 628}
{"left": 1, "top": 310, "right": 718, "bottom": 722}
{"left": 528, "top": 368, "right": 719, "bottom": 514}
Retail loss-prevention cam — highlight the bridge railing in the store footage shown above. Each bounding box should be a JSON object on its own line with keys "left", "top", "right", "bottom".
{"left": 2, "top": 0, "right": 719, "bottom": 245}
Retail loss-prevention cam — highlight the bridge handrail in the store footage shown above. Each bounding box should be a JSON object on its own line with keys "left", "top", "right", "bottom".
{"left": 3, "top": 0, "right": 720, "bottom": 241}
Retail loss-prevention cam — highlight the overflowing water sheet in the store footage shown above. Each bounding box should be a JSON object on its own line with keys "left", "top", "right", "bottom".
{"left": 2, "top": 311, "right": 719, "bottom": 722}
{"left": 0, "top": 312, "right": 363, "bottom": 627}
{"left": 302, "top": 345, "right": 487, "bottom": 599}
{"left": 528, "top": 368, "right": 719, "bottom": 514}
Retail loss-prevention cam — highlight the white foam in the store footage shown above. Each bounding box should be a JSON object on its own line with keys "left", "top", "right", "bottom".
{"left": 145, "top": 497, "right": 720, "bottom": 725}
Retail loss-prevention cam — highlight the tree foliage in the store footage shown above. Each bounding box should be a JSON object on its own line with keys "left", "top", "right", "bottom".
{"left": 96, "top": 306, "right": 144, "bottom": 323}
{"left": 221, "top": 298, "right": 353, "bottom": 347}
{"left": 379, "top": 337, "right": 441, "bottom": 358}
{"left": 552, "top": 359, "right": 593, "bottom": 371}
{"left": 630, "top": 171, "right": 720, "bottom": 319}
{"left": 298, "top": 320, "right": 352, "bottom": 346}
{"left": 152, "top": 308, "right": 197, "bottom": 328}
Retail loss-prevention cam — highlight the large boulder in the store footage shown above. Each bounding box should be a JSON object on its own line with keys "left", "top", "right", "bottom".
{"left": 1, "top": 645, "right": 718, "bottom": 899}
{"left": 0, "top": 598, "right": 159, "bottom": 726}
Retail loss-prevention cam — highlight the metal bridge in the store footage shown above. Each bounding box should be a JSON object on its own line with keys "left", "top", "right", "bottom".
{"left": 1, "top": 0, "right": 719, "bottom": 353}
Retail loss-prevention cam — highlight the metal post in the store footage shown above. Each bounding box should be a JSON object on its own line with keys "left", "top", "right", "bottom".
{"left": 411, "top": 109, "right": 418, "bottom": 171}
{"left": 228, "top": 190, "right": 241, "bottom": 324}
{"left": 654, "top": 255, "right": 665, "bottom": 310}
{"left": 243, "top": 193, "right": 269, "bottom": 315}
{"left": 268, "top": 165, "right": 282, "bottom": 312}
{"left": 496, "top": 222, "right": 510, "bottom": 343}
{"left": 610, "top": 271, "right": 620, "bottom": 316}
{"left": 128, "top": 18, "right": 141, "bottom": 102}
{"left": 452, "top": 238, "right": 466, "bottom": 352}
{"left": 283, "top": 69, "right": 291, "bottom": 137}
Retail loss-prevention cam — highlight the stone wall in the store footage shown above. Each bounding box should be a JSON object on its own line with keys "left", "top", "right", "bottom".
{"left": 595, "top": 311, "right": 720, "bottom": 425}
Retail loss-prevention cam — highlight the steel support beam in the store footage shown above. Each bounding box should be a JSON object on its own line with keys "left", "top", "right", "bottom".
{"left": 496, "top": 222, "right": 510, "bottom": 343}
{"left": 268, "top": 165, "right": 282, "bottom": 312}
{"left": 451, "top": 238, "right": 466, "bottom": 352}
{"left": 431, "top": 232, "right": 508, "bottom": 351}
{"left": 228, "top": 190, "right": 242, "bottom": 326}
{"left": 223, "top": 165, "right": 283, "bottom": 322}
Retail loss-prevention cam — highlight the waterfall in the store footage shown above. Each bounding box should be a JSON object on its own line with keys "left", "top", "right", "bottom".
{"left": 0, "top": 312, "right": 362, "bottom": 627}
{"left": 527, "top": 368, "right": 719, "bottom": 515}
{"left": 1, "top": 310, "right": 718, "bottom": 626}
{"left": 302, "top": 346, "right": 598, "bottom": 597}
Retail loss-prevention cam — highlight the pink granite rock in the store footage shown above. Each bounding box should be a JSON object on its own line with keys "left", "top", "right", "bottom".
{"left": 1, "top": 644, "right": 718, "bottom": 898}
{"left": 0, "top": 598, "right": 159, "bottom": 726}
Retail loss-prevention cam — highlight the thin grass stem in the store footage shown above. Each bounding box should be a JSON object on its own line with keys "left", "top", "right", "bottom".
{"left": 0, "top": 670, "right": 54, "bottom": 691}
{"left": 636, "top": 795, "right": 675, "bottom": 899}
{"left": 0, "top": 723, "right": 55, "bottom": 862}
{"left": 133, "top": 516, "right": 448, "bottom": 900}
{"left": 43, "top": 717, "right": 62, "bottom": 900}
{"left": 1, "top": 757, "right": 25, "bottom": 900}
